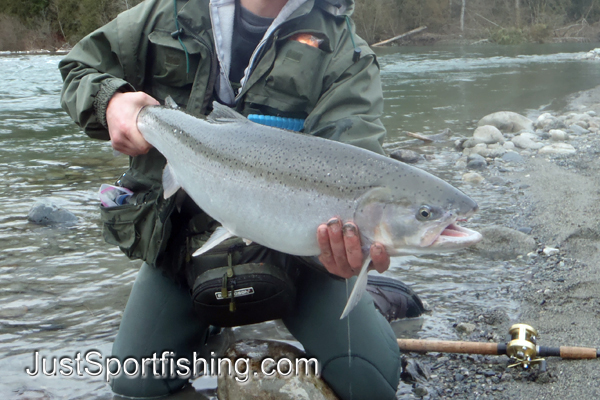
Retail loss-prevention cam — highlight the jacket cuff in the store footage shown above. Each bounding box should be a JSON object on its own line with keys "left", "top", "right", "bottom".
{"left": 93, "top": 78, "right": 135, "bottom": 129}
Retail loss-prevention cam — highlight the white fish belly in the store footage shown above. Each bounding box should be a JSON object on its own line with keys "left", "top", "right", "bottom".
{"left": 175, "top": 155, "right": 355, "bottom": 256}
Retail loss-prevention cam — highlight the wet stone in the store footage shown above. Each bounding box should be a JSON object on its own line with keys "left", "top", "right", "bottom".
{"left": 478, "top": 111, "right": 534, "bottom": 133}
{"left": 473, "top": 125, "right": 505, "bottom": 144}
{"left": 501, "top": 151, "right": 524, "bottom": 163}
{"left": 472, "top": 225, "right": 537, "bottom": 260}
{"left": 462, "top": 172, "right": 485, "bottom": 185}
{"left": 467, "top": 154, "right": 487, "bottom": 169}
{"left": 538, "top": 143, "right": 577, "bottom": 155}
{"left": 389, "top": 149, "right": 422, "bottom": 164}
{"left": 217, "top": 340, "right": 338, "bottom": 400}
{"left": 569, "top": 124, "right": 589, "bottom": 135}
{"left": 456, "top": 322, "right": 476, "bottom": 335}
{"left": 517, "top": 227, "right": 533, "bottom": 235}
{"left": 27, "top": 200, "right": 77, "bottom": 226}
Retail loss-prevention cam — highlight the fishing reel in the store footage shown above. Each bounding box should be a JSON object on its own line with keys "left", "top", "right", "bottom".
{"left": 506, "top": 324, "right": 546, "bottom": 370}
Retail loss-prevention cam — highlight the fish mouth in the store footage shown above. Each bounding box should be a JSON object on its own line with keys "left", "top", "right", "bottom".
{"left": 430, "top": 220, "right": 482, "bottom": 249}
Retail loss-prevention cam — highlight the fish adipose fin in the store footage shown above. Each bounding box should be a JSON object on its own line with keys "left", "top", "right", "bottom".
{"left": 207, "top": 102, "right": 247, "bottom": 124}
{"left": 162, "top": 163, "right": 182, "bottom": 199}
{"left": 340, "top": 255, "right": 372, "bottom": 319}
{"left": 192, "top": 226, "right": 235, "bottom": 257}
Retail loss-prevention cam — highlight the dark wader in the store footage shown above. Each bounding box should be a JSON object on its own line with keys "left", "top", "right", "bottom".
{"left": 110, "top": 262, "right": 401, "bottom": 399}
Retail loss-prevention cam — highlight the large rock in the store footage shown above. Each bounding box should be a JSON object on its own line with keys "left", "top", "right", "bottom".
{"left": 511, "top": 133, "right": 543, "bottom": 150}
{"left": 389, "top": 149, "right": 422, "bottom": 164}
{"left": 27, "top": 200, "right": 77, "bottom": 226}
{"left": 538, "top": 143, "right": 577, "bottom": 155}
{"left": 217, "top": 340, "right": 339, "bottom": 400}
{"left": 477, "top": 111, "right": 534, "bottom": 133}
{"left": 473, "top": 125, "right": 505, "bottom": 144}
{"left": 462, "top": 172, "right": 485, "bottom": 185}
{"left": 472, "top": 226, "right": 537, "bottom": 260}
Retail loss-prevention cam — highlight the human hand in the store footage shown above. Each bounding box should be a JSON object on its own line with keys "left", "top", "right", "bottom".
{"left": 106, "top": 91, "right": 159, "bottom": 156}
{"left": 317, "top": 218, "right": 390, "bottom": 279}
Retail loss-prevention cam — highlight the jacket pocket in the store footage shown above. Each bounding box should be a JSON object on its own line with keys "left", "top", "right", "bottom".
{"left": 147, "top": 30, "right": 209, "bottom": 104}
{"left": 99, "top": 188, "right": 176, "bottom": 265}
{"left": 250, "top": 40, "right": 326, "bottom": 113}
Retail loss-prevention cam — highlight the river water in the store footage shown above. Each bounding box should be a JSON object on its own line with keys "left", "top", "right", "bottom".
{"left": 1, "top": 43, "right": 599, "bottom": 398}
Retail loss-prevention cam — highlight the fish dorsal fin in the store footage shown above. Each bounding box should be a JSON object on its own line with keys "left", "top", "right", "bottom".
{"left": 192, "top": 226, "right": 236, "bottom": 257}
{"left": 207, "top": 101, "right": 247, "bottom": 123}
{"left": 340, "top": 255, "right": 371, "bottom": 319}
{"left": 162, "top": 163, "right": 182, "bottom": 199}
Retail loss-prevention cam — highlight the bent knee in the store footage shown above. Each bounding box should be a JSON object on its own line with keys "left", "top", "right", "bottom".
{"left": 322, "top": 355, "right": 400, "bottom": 400}
{"left": 108, "top": 360, "right": 188, "bottom": 398}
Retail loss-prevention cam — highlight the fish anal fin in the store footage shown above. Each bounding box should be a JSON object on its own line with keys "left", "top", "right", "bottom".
{"left": 192, "top": 226, "right": 236, "bottom": 257}
{"left": 162, "top": 163, "right": 181, "bottom": 199}
{"left": 340, "top": 255, "right": 372, "bottom": 319}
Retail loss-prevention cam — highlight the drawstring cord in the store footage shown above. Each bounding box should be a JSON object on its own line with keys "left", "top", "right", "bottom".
{"left": 344, "top": 15, "right": 361, "bottom": 63}
{"left": 173, "top": 0, "right": 190, "bottom": 75}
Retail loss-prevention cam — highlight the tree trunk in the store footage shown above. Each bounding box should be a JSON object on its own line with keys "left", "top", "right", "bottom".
{"left": 460, "top": 0, "right": 466, "bottom": 32}
{"left": 515, "top": 0, "right": 520, "bottom": 27}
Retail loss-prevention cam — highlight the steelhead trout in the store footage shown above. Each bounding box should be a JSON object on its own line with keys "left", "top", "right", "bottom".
{"left": 137, "top": 102, "right": 482, "bottom": 319}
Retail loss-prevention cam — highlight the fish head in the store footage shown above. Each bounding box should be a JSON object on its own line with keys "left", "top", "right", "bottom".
{"left": 354, "top": 173, "right": 481, "bottom": 256}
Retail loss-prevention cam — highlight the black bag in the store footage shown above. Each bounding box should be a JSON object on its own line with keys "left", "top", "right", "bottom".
{"left": 366, "top": 275, "right": 427, "bottom": 322}
{"left": 186, "top": 234, "right": 300, "bottom": 327}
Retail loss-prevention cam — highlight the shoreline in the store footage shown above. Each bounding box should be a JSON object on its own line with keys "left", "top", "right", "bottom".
{"left": 395, "top": 85, "right": 600, "bottom": 399}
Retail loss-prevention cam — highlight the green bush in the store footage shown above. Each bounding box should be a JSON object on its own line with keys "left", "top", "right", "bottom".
{"left": 489, "top": 27, "right": 526, "bottom": 45}
{"left": 529, "top": 23, "right": 551, "bottom": 43}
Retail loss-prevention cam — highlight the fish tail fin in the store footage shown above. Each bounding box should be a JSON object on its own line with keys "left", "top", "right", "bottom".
{"left": 340, "top": 255, "right": 372, "bottom": 319}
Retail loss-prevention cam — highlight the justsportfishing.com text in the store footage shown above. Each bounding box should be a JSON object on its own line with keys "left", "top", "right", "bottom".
{"left": 24, "top": 350, "right": 320, "bottom": 383}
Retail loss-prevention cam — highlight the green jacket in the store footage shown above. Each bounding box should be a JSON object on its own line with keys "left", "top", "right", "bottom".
{"left": 59, "top": 0, "right": 387, "bottom": 267}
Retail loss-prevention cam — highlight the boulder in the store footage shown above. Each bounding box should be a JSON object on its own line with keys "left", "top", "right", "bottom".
{"left": 569, "top": 124, "right": 589, "bottom": 135}
{"left": 511, "top": 134, "right": 543, "bottom": 150}
{"left": 472, "top": 226, "right": 537, "bottom": 260}
{"left": 548, "top": 129, "right": 568, "bottom": 141}
{"left": 501, "top": 151, "right": 524, "bottom": 163}
{"left": 466, "top": 154, "right": 487, "bottom": 170}
{"left": 473, "top": 125, "right": 505, "bottom": 144}
{"left": 462, "top": 172, "right": 485, "bottom": 185}
{"left": 390, "top": 149, "right": 422, "bottom": 164}
{"left": 217, "top": 340, "right": 339, "bottom": 400}
{"left": 27, "top": 200, "right": 77, "bottom": 226}
{"left": 477, "top": 111, "right": 534, "bottom": 133}
{"left": 538, "top": 143, "right": 577, "bottom": 155}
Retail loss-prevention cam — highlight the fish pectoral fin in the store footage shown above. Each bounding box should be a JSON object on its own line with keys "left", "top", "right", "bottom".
{"left": 242, "top": 238, "right": 253, "bottom": 246}
{"left": 340, "top": 255, "right": 372, "bottom": 319}
{"left": 192, "top": 226, "right": 235, "bottom": 257}
{"left": 164, "top": 96, "right": 180, "bottom": 109}
{"left": 162, "top": 163, "right": 182, "bottom": 199}
{"left": 207, "top": 101, "right": 247, "bottom": 124}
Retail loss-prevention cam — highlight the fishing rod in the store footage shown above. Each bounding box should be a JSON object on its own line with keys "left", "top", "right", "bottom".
{"left": 397, "top": 324, "right": 599, "bottom": 370}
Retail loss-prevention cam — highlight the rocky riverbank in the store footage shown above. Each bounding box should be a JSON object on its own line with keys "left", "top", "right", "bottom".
{"left": 393, "top": 85, "right": 600, "bottom": 399}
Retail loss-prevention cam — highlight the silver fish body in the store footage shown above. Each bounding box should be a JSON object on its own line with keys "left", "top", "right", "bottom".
{"left": 137, "top": 103, "right": 482, "bottom": 318}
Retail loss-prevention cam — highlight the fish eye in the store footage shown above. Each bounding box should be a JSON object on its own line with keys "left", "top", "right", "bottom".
{"left": 417, "top": 206, "right": 432, "bottom": 220}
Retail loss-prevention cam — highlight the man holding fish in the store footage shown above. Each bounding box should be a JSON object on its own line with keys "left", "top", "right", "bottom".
{"left": 60, "top": 0, "right": 480, "bottom": 398}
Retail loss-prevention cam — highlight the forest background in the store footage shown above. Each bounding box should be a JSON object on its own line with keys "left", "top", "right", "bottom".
{"left": 1, "top": 0, "right": 599, "bottom": 51}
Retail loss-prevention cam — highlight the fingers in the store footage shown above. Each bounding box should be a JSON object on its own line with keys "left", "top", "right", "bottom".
{"left": 370, "top": 243, "right": 390, "bottom": 273}
{"left": 341, "top": 222, "right": 364, "bottom": 271}
{"left": 317, "top": 220, "right": 352, "bottom": 279}
{"left": 106, "top": 91, "right": 159, "bottom": 156}
{"left": 317, "top": 219, "right": 378, "bottom": 278}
